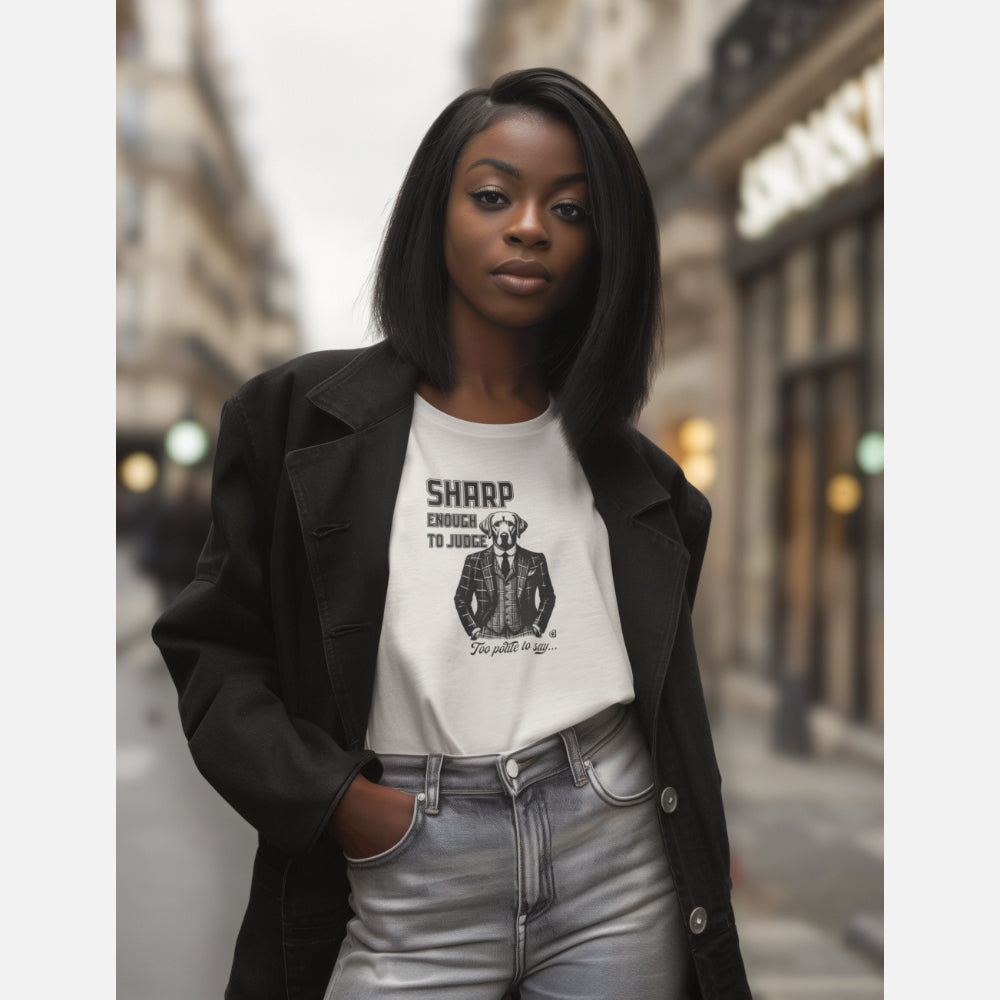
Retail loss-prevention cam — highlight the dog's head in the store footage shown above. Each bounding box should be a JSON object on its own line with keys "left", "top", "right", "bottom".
{"left": 480, "top": 511, "right": 527, "bottom": 550}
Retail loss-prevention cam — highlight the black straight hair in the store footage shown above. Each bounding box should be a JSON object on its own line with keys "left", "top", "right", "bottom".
{"left": 372, "top": 67, "right": 662, "bottom": 453}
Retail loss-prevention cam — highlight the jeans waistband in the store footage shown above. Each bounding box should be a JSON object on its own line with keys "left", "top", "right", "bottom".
{"left": 375, "top": 703, "right": 631, "bottom": 813}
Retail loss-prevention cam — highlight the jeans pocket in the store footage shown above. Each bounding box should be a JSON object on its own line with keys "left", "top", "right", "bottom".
{"left": 344, "top": 794, "right": 423, "bottom": 868}
{"left": 583, "top": 714, "right": 656, "bottom": 808}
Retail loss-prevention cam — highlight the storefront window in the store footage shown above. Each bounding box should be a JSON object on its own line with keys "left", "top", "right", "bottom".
{"left": 755, "top": 211, "right": 882, "bottom": 732}
{"left": 782, "top": 244, "right": 817, "bottom": 359}
{"left": 780, "top": 376, "right": 819, "bottom": 683}
{"left": 119, "top": 176, "right": 143, "bottom": 244}
{"left": 738, "top": 272, "right": 779, "bottom": 675}
{"left": 820, "top": 365, "right": 862, "bottom": 715}
{"left": 828, "top": 223, "right": 863, "bottom": 348}
{"left": 117, "top": 272, "right": 142, "bottom": 357}
{"left": 866, "top": 212, "right": 884, "bottom": 730}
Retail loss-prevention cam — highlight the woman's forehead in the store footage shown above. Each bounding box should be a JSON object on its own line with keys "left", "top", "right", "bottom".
{"left": 457, "top": 112, "right": 585, "bottom": 178}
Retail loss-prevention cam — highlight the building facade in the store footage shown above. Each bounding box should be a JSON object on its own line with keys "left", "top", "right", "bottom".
{"left": 468, "top": 0, "right": 745, "bottom": 146}
{"left": 696, "top": 0, "right": 883, "bottom": 748}
{"left": 117, "top": 0, "right": 300, "bottom": 515}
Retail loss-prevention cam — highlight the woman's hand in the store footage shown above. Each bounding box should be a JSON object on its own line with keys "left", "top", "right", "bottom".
{"left": 328, "top": 774, "right": 416, "bottom": 860}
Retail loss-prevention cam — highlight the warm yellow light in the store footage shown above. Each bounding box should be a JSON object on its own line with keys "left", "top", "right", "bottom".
{"left": 826, "top": 474, "right": 862, "bottom": 514}
{"left": 684, "top": 454, "right": 718, "bottom": 492}
{"left": 120, "top": 452, "right": 158, "bottom": 493}
{"left": 678, "top": 417, "right": 717, "bottom": 455}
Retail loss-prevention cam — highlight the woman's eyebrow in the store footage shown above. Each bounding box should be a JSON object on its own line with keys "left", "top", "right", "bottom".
{"left": 466, "top": 157, "right": 520, "bottom": 178}
{"left": 465, "top": 158, "right": 587, "bottom": 187}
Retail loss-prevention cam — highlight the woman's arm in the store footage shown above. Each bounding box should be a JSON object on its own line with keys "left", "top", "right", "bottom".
{"left": 152, "top": 394, "right": 380, "bottom": 858}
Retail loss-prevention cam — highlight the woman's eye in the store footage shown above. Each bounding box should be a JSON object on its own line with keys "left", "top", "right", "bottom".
{"left": 470, "top": 187, "right": 508, "bottom": 208}
{"left": 553, "top": 202, "right": 587, "bottom": 223}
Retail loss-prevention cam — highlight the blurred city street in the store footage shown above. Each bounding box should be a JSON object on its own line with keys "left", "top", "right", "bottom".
{"left": 117, "top": 539, "right": 882, "bottom": 1000}
{"left": 718, "top": 680, "right": 883, "bottom": 999}
{"left": 117, "top": 541, "right": 257, "bottom": 1000}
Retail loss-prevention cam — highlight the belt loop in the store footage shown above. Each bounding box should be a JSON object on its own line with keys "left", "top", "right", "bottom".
{"left": 424, "top": 754, "right": 443, "bottom": 814}
{"left": 559, "top": 725, "right": 589, "bottom": 787}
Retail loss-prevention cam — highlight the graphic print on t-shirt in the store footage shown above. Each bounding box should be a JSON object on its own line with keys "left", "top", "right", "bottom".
{"left": 454, "top": 510, "right": 556, "bottom": 648}
{"left": 424, "top": 477, "right": 557, "bottom": 657}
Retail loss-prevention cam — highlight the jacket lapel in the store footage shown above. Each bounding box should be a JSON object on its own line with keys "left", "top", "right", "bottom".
{"left": 284, "top": 344, "right": 417, "bottom": 749}
{"left": 514, "top": 548, "right": 529, "bottom": 597}
{"left": 580, "top": 435, "right": 691, "bottom": 743}
{"left": 482, "top": 555, "right": 496, "bottom": 595}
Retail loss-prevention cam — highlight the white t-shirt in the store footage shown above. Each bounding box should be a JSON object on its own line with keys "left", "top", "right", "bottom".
{"left": 365, "top": 393, "right": 635, "bottom": 755}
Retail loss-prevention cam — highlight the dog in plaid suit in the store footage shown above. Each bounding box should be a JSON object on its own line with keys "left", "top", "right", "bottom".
{"left": 454, "top": 511, "right": 556, "bottom": 640}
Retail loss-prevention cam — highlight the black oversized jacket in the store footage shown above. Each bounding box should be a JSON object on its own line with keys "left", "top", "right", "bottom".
{"left": 152, "top": 342, "right": 751, "bottom": 1000}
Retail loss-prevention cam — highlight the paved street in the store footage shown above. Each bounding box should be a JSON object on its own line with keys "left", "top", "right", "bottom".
{"left": 716, "top": 675, "right": 884, "bottom": 1000}
{"left": 117, "top": 544, "right": 257, "bottom": 1000}
{"left": 117, "top": 541, "right": 883, "bottom": 1000}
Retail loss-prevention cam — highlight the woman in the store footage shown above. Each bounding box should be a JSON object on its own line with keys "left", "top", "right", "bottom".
{"left": 153, "top": 68, "right": 750, "bottom": 1000}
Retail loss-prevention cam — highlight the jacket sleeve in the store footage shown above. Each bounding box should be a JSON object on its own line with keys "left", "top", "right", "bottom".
{"left": 151, "top": 393, "right": 379, "bottom": 858}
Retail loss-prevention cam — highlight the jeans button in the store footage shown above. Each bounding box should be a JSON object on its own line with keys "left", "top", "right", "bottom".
{"left": 505, "top": 758, "right": 520, "bottom": 778}
{"left": 689, "top": 906, "right": 708, "bottom": 934}
{"left": 659, "top": 786, "right": 678, "bottom": 813}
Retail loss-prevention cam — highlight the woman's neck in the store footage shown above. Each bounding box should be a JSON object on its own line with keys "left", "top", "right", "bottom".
{"left": 417, "top": 307, "right": 550, "bottom": 424}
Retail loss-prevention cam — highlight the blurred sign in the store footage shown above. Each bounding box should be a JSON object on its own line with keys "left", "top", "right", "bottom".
{"left": 736, "top": 56, "right": 884, "bottom": 240}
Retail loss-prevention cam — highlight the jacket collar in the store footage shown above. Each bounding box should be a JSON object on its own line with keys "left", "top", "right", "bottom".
{"left": 578, "top": 432, "right": 673, "bottom": 522}
{"left": 306, "top": 341, "right": 418, "bottom": 432}
{"left": 305, "top": 340, "right": 673, "bottom": 523}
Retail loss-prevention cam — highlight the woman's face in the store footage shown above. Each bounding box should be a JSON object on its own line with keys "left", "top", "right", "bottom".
{"left": 443, "top": 112, "right": 591, "bottom": 336}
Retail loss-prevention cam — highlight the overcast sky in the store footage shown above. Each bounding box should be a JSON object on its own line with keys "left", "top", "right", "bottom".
{"left": 208, "top": 1, "right": 479, "bottom": 353}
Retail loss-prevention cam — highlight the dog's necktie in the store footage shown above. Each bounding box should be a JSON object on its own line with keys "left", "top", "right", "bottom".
{"left": 500, "top": 553, "right": 510, "bottom": 578}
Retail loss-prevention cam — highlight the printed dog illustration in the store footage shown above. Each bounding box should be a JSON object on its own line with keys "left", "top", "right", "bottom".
{"left": 454, "top": 511, "right": 556, "bottom": 640}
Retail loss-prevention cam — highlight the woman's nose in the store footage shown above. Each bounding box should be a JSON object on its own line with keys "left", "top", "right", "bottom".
{"left": 504, "top": 202, "right": 549, "bottom": 248}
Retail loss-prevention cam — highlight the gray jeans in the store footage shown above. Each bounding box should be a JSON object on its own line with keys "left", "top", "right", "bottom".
{"left": 325, "top": 704, "right": 690, "bottom": 999}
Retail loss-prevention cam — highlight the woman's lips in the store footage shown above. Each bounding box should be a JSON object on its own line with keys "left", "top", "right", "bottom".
{"left": 491, "top": 272, "right": 550, "bottom": 295}
{"left": 491, "top": 259, "right": 552, "bottom": 296}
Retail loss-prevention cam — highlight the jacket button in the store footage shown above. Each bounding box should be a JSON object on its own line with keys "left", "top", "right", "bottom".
{"left": 505, "top": 759, "right": 520, "bottom": 778}
{"left": 659, "top": 786, "right": 678, "bottom": 813}
{"left": 688, "top": 907, "right": 708, "bottom": 934}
